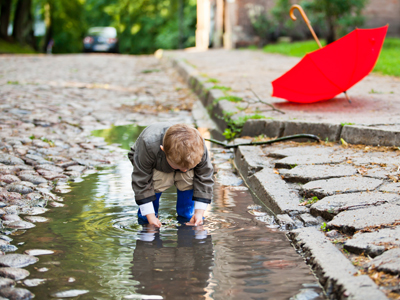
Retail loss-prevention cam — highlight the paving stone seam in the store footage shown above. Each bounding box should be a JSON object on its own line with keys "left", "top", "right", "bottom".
{"left": 234, "top": 146, "right": 309, "bottom": 216}
{"left": 163, "top": 54, "right": 400, "bottom": 147}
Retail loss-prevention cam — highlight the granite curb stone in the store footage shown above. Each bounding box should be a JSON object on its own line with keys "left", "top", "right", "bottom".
{"left": 341, "top": 125, "right": 400, "bottom": 147}
{"left": 289, "top": 227, "right": 388, "bottom": 300}
{"left": 234, "top": 146, "right": 307, "bottom": 216}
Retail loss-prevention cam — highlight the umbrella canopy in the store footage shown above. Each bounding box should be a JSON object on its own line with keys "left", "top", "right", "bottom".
{"left": 271, "top": 25, "right": 388, "bottom": 103}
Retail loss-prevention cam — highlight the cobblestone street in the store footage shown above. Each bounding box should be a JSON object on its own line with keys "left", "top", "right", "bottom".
{"left": 0, "top": 54, "right": 198, "bottom": 299}
{"left": 1, "top": 51, "right": 400, "bottom": 299}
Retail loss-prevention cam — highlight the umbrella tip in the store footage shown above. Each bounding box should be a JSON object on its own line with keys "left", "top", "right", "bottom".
{"left": 344, "top": 91, "right": 351, "bottom": 104}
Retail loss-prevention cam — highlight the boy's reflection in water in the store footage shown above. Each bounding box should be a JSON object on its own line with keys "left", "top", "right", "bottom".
{"left": 131, "top": 224, "right": 214, "bottom": 299}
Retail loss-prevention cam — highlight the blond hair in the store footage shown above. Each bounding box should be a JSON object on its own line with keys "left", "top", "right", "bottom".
{"left": 163, "top": 124, "right": 204, "bottom": 169}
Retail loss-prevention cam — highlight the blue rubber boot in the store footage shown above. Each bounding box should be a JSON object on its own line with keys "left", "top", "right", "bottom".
{"left": 176, "top": 189, "right": 195, "bottom": 224}
{"left": 137, "top": 193, "right": 161, "bottom": 225}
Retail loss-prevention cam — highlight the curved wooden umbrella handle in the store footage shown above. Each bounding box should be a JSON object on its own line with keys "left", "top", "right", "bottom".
{"left": 290, "top": 4, "right": 322, "bottom": 49}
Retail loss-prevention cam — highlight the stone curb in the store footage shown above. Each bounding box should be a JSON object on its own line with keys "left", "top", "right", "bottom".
{"left": 234, "top": 146, "right": 308, "bottom": 216}
{"left": 288, "top": 227, "right": 388, "bottom": 300}
{"left": 163, "top": 53, "right": 400, "bottom": 147}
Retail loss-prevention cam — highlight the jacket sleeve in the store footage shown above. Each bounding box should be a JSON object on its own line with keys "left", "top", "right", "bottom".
{"left": 193, "top": 145, "right": 214, "bottom": 203}
{"left": 128, "top": 137, "right": 157, "bottom": 206}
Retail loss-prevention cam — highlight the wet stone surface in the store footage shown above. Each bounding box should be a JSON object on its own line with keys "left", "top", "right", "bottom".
{"left": 328, "top": 204, "right": 400, "bottom": 234}
{"left": 0, "top": 268, "right": 30, "bottom": 281}
{"left": 300, "top": 176, "right": 383, "bottom": 198}
{"left": 367, "top": 248, "right": 400, "bottom": 274}
{"left": 267, "top": 146, "right": 335, "bottom": 158}
{"left": 0, "top": 278, "right": 15, "bottom": 289}
{"left": 0, "top": 287, "right": 34, "bottom": 300}
{"left": 274, "top": 154, "right": 345, "bottom": 169}
{"left": 310, "top": 192, "right": 400, "bottom": 220}
{"left": 50, "top": 289, "right": 89, "bottom": 298}
{"left": 283, "top": 164, "right": 358, "bottom": 183}
{"left": 380, "top": 182, "right": 400, "bottom": 194}
{"left": 344, "top": 226, "right": 400, "bottom": 257}
{"left": 0, "top": 254, "right": 38, "bottom": 268}
{"left": 22, "top": 279, "right": 46, "bottom": 287}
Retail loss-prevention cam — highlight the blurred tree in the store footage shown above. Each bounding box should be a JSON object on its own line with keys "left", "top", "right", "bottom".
{"left": 271, "top": 0, "right": 295, "bottom": 38}
{"left": 303, "top": 0, "right": 367, "bottom": 44}
{"left": 0, "top": 0, "right": 12, "bottom": 40}
{"left": 12, "top": 0, "right": 35, "bottom": 47}
{"left": 35, "top": 0, "right": 85, "bottom": 53}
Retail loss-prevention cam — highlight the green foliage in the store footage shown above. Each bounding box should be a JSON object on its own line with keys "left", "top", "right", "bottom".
{"left": 340, "top": 122, "right": 355, "bottom": 126}
{"left": 271, "top": 0, "right": 296, "bottom": 38}
{"left": 208, "top": 85, "right": 231, "bottom": 92}
{"left": 247, "top": 4, "right": 275, "bottom": 45}
{"left": 220, "top": 112, "right": 266, "bottom": 140}
{"left": 141, "top": 69, "right": 161, "bottom": 74}
{"left": 320, "top": 222, "right": 328, "bottom": 232}
{"left": 307, "top": 196, "right": 319, "bottom": 205}
{"left": 302, "top": 0, "right": 367, "bottom": 43}
{"left": 205, "top": 78, "right": 219, "bottom": 83}
{"left": 215, "top": 95, "right": 243, "bottom": 104}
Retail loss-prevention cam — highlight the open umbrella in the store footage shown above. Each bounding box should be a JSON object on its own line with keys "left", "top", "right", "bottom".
{"left": 271, "top": 5, "right": 388, "bottom": 104}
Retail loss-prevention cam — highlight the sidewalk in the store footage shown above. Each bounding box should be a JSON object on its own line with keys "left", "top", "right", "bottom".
{"left": 163, "top": 48, "right": 400, "bottom": 146}
{"left": 163, "top": 49, "right": 400, "bottom": 300}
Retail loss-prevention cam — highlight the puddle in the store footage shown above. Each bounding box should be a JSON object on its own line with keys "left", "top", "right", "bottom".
{"left": 11, "top": 124, "right": 325, "bottom": 299}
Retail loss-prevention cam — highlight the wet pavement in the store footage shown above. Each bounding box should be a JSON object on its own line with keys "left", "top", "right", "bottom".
{"left": 0, "top": 54, "right": 327, "bottom": 299}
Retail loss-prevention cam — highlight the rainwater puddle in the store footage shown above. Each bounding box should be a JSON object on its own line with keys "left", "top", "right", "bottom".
{"left": 12, "top": 124, "right": 325, "bottom": 300}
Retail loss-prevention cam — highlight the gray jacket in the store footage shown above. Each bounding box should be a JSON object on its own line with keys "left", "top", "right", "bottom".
{"left": 128, "top": 123, "right": 214, "bottom": 206}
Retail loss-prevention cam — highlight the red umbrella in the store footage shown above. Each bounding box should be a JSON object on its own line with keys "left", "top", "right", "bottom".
{"left": 271, "top": 5, "right": 388, "bottom": 104}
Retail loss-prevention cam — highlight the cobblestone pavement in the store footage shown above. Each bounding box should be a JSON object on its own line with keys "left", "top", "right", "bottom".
{"left": 166, "top": 48, "right": 400, "bottom": 129}
{"left": 233, "top": 141, "right": 400, "bottom": 299}
{"left": 166, "top": 49, "right": 400, "bottom": 299}
{"left": 0, "top": 54, "right": 197, "bottom": 298}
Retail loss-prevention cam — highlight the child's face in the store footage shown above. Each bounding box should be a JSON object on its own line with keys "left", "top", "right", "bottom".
{"left": 160, "top": 145, "right": 188, "bottom": 172}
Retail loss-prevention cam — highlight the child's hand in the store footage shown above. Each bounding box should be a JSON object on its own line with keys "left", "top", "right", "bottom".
{"left": 186, "top": 209, "right": 204, "bottom": 226}
{"left": 146, "top": 213, "right": 162, "bottom": 228}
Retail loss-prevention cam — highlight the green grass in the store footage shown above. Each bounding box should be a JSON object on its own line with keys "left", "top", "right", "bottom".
{"left": 373, "top": 38, "right": 400, "bottom": 77}
{"left": 0, "top": 39, "right": 36, "bottom": 54}
{"left": 262, "top": 37, "right": 400, "bottom": 77}
{"left": 262, "top": 40, "right": 327, "bottom": 57}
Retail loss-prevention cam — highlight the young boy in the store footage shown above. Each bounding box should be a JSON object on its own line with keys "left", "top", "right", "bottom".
{"left": 128, "top": 123, "right": 214, "bottom": 227}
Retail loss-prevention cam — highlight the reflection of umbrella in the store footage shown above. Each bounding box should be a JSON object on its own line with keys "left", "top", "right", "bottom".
{"left": 271, "top": 5, "right": 388, "bottom": 104}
